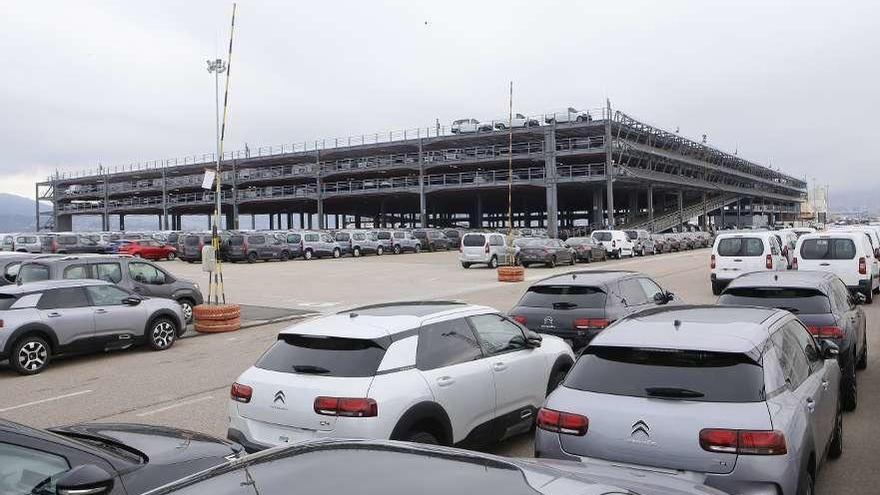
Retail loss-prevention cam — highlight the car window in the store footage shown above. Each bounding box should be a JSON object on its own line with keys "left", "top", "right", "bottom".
{"left": 287, "top": 233, "right": 302, "bottom": 243}
{"left": 94, "top": 263, "right": 123, "bottom": 284}
{"left": 717, "top": 237, "right": 764, "bottom": 256}
{"left": 17, "top": 264, "right": 49, "bottom": 283}
{"left": 719, "top": 287, "right": 831, "bottom": 315}
{"left": 417, "top": 318, "right": 483, "bottom": 371}
{"left": 353, "top": 233, "right": 366, "bottom": 241}
{"left": 799, "top": 238, "right": 857, "bottom": 260}
{"left": 3, "top": 263, "right": 22, "bottom": 283}
{"left": 320, "top": 234, "right": 334, "bottom": 242}
{"left": 787, "top": 320, "right": 821, "bottom": 372}
{"left": 592, "top": 232, "right": 612, "bottom": 242}
{"left": 462, "top": 234, "right": 485, "bottom": 247}
{"left": 62, "top": 264, "right": 90, "bottom": 280}
{"left": 468, "top": 314, "right": 526, "bottom": 355}
{"left": 37, "top": 287, "right": 90, "bottom": 309}
{"left": 833, "top": 279, "right": 853, "bottom": 310}
{"left": 619, "top": 279, "right": 648, "bottom": 306}
{"left": 517, "top": 285, "right": 606, "bottom": 309}
{"left": 0, "top": 442, "right": 70, "bottom": 495}
{"left": 769, "top": 237, "right": 780, "bottom": 255}
{"left": 249, "top": 235, "right": 266, "bottom": 245}
{"left": 256, "top": 334, "right": 386, "bottom": 377}
{"left": 335, "top": 233, "right": 349, "bottom": 242}
{"left": 636, "top": 278, "right": 664, "bottom": 301}
{"left": 393, "top": 232, "right": 404, "bottom": 239}
{"left": 771, "top": 326, "right": 810, "bottom": 389}
{"left": 129, "top": 262, "right": 166, "bottom": 285}
{"left": 304, "top": 234, "right": 318, "bottom": 242}
{"left": 86, "top": 285, "right": 130, "bottom": 306}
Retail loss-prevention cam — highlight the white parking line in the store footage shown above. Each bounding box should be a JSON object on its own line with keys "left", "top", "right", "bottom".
{"left": 135, "top": 395, "right": 215, "bottom": 417}
{"left": 0, "top": 390, "right": 93, "bottom": 413}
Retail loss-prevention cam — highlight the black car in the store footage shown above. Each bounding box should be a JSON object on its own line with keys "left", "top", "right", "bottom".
{"left": 139, "top": 438, "right": 723, "bottom": 495}
{"left": 412, "top": 229, "right": 452, "bottom": 251}
{"left": 563, "top": 237, "right": 607, "bottom": 263}
{"left": 0, "top": 419, "right": 242, "bottom": 495}
{"left": 718, "top": 270, "right": 868, "bottom": 411}
{"left": 509, "top": 270, "right": 676, "bottom": 348}
{"left": 518, "top": 238, "right": 574, "bottom": 268}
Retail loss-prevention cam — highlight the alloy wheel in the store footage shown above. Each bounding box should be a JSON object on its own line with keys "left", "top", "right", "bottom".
{"left": 152, "top": 321, "right": 176, "bottom": 349}
{"left": 18, "top": 340, "right": 48, "bottom": 372}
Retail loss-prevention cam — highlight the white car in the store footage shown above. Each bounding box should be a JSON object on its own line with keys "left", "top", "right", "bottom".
{"left": 495, "top": 113, "right": 539, "bottom": 130}
{"left": 545, "top": 107, "right": 592, "bottom": 124}
{"left": 590, "top": 230, "right": 634, "bottom": 259}
{"left": 227, "top": 301, "right": 575, "bottom": 452}
{"left": 459, "top": 232, "right": 517, "bottom": 269}
{"left": 450, "top": 119, "right": 492, "bottom": 133}
{"left": 771, "top": 229, "right": 799, "bottom": 268}
{"left": 710, "top": 231, "right": 787, "bottom": 295}
{"left": 793, "top": 231, "right": 880, "bottom": 302}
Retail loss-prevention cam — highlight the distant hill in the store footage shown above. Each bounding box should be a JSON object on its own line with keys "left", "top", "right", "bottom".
{"left": 828, "top": 188, "right": 878, "bottom": 214}
{"left": 0, "top": 193, "right": 48, "bottom": 232}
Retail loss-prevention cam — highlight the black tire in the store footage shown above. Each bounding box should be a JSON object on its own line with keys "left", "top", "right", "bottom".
{"left": 522, "top": 262, "right": 530, "bottom": 268}
{"left": 461, "top": 262, "right": 471, "bottom": 269}
{"left": 428, "top": 243, "right": 435, "bottom": 252}
{"left": 711, "top": 281, "right": 724, "bottom": 296}
{"left": 377, "top": 245, "right": 384, "bottom": 256}
{"left": 178, "top": 298, "right": 195, "bottom": 325}
{"left": 828, "top": 399, "right": 843, "bottom": 459}
{"left": 279, "top": 250, "right": 290, "bottom": 261}
{"left": 304, "top": 249, "right": 314, "bottom": 260}
{"left": 415, "top": 244, "right": 421, "bottom": 253}
{"left": 489, "top": 256, "right": 498, "bottom": 269}
{"left": 11, "top": 335, "right": 51, "bottom": 375}
{"left": 147, "top": 317, "right": 177, "bottom": 351}
{"left": 332, "top": 248, "right": 341, "bottom": 259}
{"left": 548, "top": 257, "right": 556, "bottom": 268}
{"left": 246, "top": 251, "right": 257, "bottom": 264}
{"left": 863, "top": 288, "right": 873, "bottom": 304}
{"left": 797, "top": 468, "right": 814, "bottom": 495}
{"left": 393, "top": 244, "right": 402, "bottom": 255}
{"left": 353, "top": 247, "right": 361, "bottom": 258}
{"left": 841, "top": 350, "right": 858, "bottom": 411}
{"left": 614, "top": 249, "right": 621, "bottom": 259}
{"left": 407, "top": 431, "right": 439, "bottom": 445}
{"left": 857, "top": 332, "right": 868, "bottom": 370}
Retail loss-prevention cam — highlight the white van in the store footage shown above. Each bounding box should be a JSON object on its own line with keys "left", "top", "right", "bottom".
{"left": 710, "top": 231, "right": 787, "bottom": 295}
{"left": 793, "top": 231, "right": 880, "bottom": 302}
{"left": 459, "top": 232, "right": 515, "bottom": 268}
{"left": 590, "top": 230, "right": 634, "bottom": 259}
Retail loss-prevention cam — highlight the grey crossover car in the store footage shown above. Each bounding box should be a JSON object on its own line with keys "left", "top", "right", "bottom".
{"left": 518, "top": 238, "right": 574, "bottom": 268}
{"left": 15, "top": 255, "right": 202, "bottom": 324}
{"left": 0, "top": 279, "right": 185, "bottom": 375}
{"left": 563, "top": 237, "right": 607, "bottom": 263}
{"left": 390, "top": 230, "right": 421, "bottom": 254}
{"left": 225, "top": 232, "right": 291, "bottom": 262}
{"left": 536, "top": 305, "right": 842, "bottom": 495}
{"left": 335, "top": 230, "right": 383, "bottom": 256}
{"left": 719, "top": 270, "right": 868, "bottom": 411}
{"left": 509, "top": 270, "right": 675, "bottom": 347}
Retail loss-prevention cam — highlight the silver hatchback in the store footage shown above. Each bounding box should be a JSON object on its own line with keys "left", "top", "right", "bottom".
{"left": 535, "top": 305, "right": 842, "bottom": 495}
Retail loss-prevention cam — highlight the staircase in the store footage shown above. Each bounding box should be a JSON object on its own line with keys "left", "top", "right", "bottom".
{"left": 621, "top": 194, "right": 741, "bottom": 232}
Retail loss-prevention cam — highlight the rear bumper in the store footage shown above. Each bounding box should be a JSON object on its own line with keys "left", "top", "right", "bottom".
{"left": 227, "top": 428, "right": 272, "bottom": 454}
{"left": 851, "top": 279, "right": 871, "bottom": 293}
{"left": 534, "top": 327, "right": 600, "bottom": 347}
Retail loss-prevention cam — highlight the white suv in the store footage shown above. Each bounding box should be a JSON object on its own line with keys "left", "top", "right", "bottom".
{"left": 710, "top": 231, "right": 787, "bottom": 295}
{"left": 793, "top": 231, "right": 880, "bottom": 303}
{"left": 590, "top": 230, "right": 634, "bottom": 258}
{"left": 227, "top": 301, "right": 574, "bottom": 452}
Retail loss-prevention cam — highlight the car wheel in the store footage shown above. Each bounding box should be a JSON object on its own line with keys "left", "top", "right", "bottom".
{"left": 377, "top": 245, "right": 384, "bottom": 256}
{"left": 829, "top": 398, "right": 843, "bottom": 459}
{"left": 489, "top": 256, "right": 498, "bottom": 269}
{"left": 863, "top": 288, "right": 873, "bottom": 304}
{"left": 414, "top": 244, "right": 421, "bottom": 253}
{"left": 332, "top": 248, "right": 341, "bottom": 258}
{"left": 522, "top": 262, "right": 530, "bottom": 268}
{"left": 797, "top": 468, "right": 814, "bottom": 495}
{"left": 461, "top": 262, "right": 471, "bottom": 269}
{"left": 548, "top": 256, "right": 556, "bottom": 268}
{"left": 711, "top": 281, "right": 724, "bottom": 296}
{"left": 857, "top": 334, "right": 868, "bottom": 370}
{"left": 841, "top": 350, "right": 858, "bottom": 411}
{"left": 304, "top": 249, "right": 313, "bottom": 260}
{"left": 178, "top": 298, "right": 195, "bottom": 325}
{"left": 167, "top": 251, "right": 176, "bottom": 261}
{"left": 279, "top": 250, "right": 290, "bottom": 261}
{"left": 148, "top": 317, "right": 177, "bottom": 351}
{"left": 11, "top": 335, "right": 51, "bottom": 375}
{"left": 407, "top": 431, "right": 439, "bottom": 445}
{"left": 393, "top": 244, "right": 401, "bottom": 255}
{"left": 247, "top": 251, "right": 258, "bottom": 264}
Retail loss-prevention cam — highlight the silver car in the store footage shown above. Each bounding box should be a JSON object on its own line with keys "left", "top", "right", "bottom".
{"left": 535, "top": 305, "right": 842, "bottom": 495}
{"left": 390, "top": 230, "right": 421, "bottom": 254}
{"left": 0, "top": 279, "right": 185, "bottom": 375}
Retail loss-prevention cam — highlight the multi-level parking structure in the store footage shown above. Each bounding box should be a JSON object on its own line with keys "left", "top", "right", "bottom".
{"left": 35, "top": 104, "right": 807, "bottom": 237}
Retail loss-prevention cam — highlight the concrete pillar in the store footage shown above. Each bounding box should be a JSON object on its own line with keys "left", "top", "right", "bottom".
{"left": 544, "top": 127, "right": 559, "bottom": 238}
{"left": 251, "top": 214, "right": 256, "bottom": 230}
{"left": 592, "top": 189, "right": 604, "bottom": 227}
{"left": 269, "top": 214, "right": 275, "bottom": 230}
{"left": 355, "top": 213, "right": 362, "bottom": 229}
{"left": 737, "top": 199, "right": 742, "bottom": 227}
{"left": 701, "top": 192, "right": 708, "bottom": 229}
{"left": 647, "top": 185, "right": 654, "bottom": 232}
{"left": 225, "top": 210, "right": 235, "bottom": 231}
{"left": 307, "top": 213, "right": 313, "bottom": 229}
{"left": 677, "top": 190, "right": 684, "bottom": 230}
{"left": 119, "top": 214, "right": 126, "bottom": 231}
{"left": 628, "top": 191, "right": 638, "bottom": 223}
{"left": 605, "top": 99, "right": 615, "bottom": 227}
{"left": 418, "top": 138, "right": 427, "bottom": 227}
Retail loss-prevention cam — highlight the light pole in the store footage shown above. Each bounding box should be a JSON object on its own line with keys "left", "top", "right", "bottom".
{"left": 206, "top": 58, "right": 227, "bottom": 233}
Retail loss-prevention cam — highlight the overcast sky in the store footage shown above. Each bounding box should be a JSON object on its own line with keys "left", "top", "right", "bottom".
{"left": 1, "top": 0, "right": 877, "bottom": 200}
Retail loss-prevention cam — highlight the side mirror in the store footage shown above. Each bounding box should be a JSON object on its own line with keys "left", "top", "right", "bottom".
{"left": 56, "top": 464, "right": 114, "bottom": 495}
{"left": 874, "top": 248, "right": 880, "bottom": 259}
{"left": 525, "top": 330, "right": 543, "bottom": 348}
{"left": 665, "top": 290, "right": 675, "bottom": 302}
{"left": 122, "top": 296, "right": 142, "bottom": 306}
{"left": 855, "top": 292, "right": 867, "bottom": 305}
{"left": 820, "top": 340, "right": 839, "bottom": 360}
{"left": 653, "top": 292, "right": 667, "bottom": 305}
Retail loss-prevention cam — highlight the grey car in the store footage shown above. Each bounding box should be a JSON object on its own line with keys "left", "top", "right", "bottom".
{"left": 335, "top": 230, "right": 383, "bottom": 257}
{"left": 54, "top": 233, "right": 106, "bottom": 254}
{"left": 225, "top": 232, "right": 292, "bottom": 263}
{"left": 0, "top": 279, "right": 185, "bottom": 375}
{"left": 518, "top": 238, "right": 574, "bottom": 268}
{"left": 536, "top": 305, "right": 842, "bottom": 495}
{"left": 274, "top": 231, "right": 304, "bottom": 259}
{"left": 13, "top": 234, "right": 47, "bottom": 254}
{"left": 391, "top": 230, "right": 421, "bottom": 254}
{"left": 15, "top": 255, "right": 203, "bottom": 324}
{"left": 509, "top": 270, "right": 675, "bottom": 348}
{"left": 0, "top": 253, "right": 39, "bottom": 286}
{"left": 625, "top": 229, "right": 656, "bottom": 256}
{"left": 563, "top": 237, "right": 607, "bottom": 263}
{"left": 301, "top": 231, "right": 342, "bottom": 260}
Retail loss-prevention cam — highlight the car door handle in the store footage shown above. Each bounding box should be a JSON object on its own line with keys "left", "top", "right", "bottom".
{"left": 493, "top": 362, "right": 508, "bottom": 372}
{"left": 436, "top": 376, "right": 455, "bottom": 387}
{"left": 806, "top": 398, "right": 816, "bottom": 413}
{"left": 95, "top": 309, "right": 108, "bottom": 314}
{"left": 47, "top": 312, "right": 61, "bottom": 318}
{"left": 733, "top": 259, "right": 742, "bottom": 262}
{"left": 819, "top": 262, "right": 830, "bottom": 266}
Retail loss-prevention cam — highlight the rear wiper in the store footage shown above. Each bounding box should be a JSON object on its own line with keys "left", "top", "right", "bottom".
{"left": 552, "top": 301, "right": 577, "bottom": 309}
{"left": 645, "top": 387, "right": 705, "bottom": 399}
{"left": 775, "top": 306, "right": 800, "bottom": 314}
{"left": 292, "top": 365, "right": 331, "bottom": 374}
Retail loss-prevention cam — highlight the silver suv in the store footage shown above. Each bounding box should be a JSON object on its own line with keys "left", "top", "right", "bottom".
{"left": 301, "top": 231, "right": 342, "bottom": 260}
{"left": 624, "top": 229, "right": 656, "bottom": 256}
{"left": 390, "top": 230, "right": 421, "bottom": 254}
{"left": 334, "top": 230, "right": 384, "bottom": 257}
{"left": 535, "top": 305, "right": 842, "bottom": 495}
{"left": 0, "top": 279, "right": 185, "bottom": 375}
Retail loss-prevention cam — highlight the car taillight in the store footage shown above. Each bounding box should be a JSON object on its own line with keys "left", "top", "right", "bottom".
{"left": 230, "top": 382, "right": 252, "bottom": 403}
{"left": 792, "top": 257, "right": 798, "bottom": 270}
{"left": 573, "top": 318, "right": 609, "bottom": 330}
{"left": 765, "top": 254, "right": 773, "bottom": 270}
{"left": 859, "top": 256, "right": 867, "bottom": 275}
{"left": 314, "top": 397, "right": 377, "bottom": 417}
{"left": 807, "top": 325, "right": 844, "bottom": 339}
{"left": 537, "top": 408, "right": 589, "bottom": 436}
{"left": 301, "top": 240, "right": 305, "bottom": 250}
{"left": 710, "top": 254, "right": 716, "bottom": 269}
{"left": 0, "top": 319, "right": 3, "bottom": 328}
{"left": 700, "top": 429, "right": 787, "bottom": 455}
{"left": 511, "top": 315, "right": 527, "bottom": 325}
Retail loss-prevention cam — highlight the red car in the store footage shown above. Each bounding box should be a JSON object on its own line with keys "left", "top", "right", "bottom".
{"left": 118, "top": 239, "right": 177, "bottom": 260}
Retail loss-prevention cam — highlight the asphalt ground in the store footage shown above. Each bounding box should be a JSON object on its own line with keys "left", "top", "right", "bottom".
{"left": 0, "top": 248, "right": 875, "bottom": 493}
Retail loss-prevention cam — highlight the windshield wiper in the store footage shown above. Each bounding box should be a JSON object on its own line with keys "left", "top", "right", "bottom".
{"left": 292, "top": 365, "right": 331, "bottom": 374}
{"left": 645, "top": 387, "right": 705, "bottom": 399}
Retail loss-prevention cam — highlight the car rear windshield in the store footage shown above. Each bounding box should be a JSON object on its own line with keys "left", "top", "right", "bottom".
{"left": 18, "top": 264, "right": 50, "bottom": 283}
{"left": 592, "top": 232, "right": 612, "bottom": 241}
{"left": 256, "top": 334, "right": 387, "bottom": 377}
{"left": 799, "top": 238, "right": 857, "bottom": 260}
{"left": 462, "top": 234, "right": 486, "bottom": 247}
{"left": 565, "top": 346, "right": 765, "bottom": 403}
{"left": 519, "top": 285, "right": 606, "bottom": 309}
{"left": 719, "top": 288, "right": 831, "bottom": 314}
{"left": 184, "top": 236, "right": 200, "bottom": 246}
{"left": 228, "top": 236, "right": 244, "bottom": 246}
{"left": 624, "top": 230, "right": 638, "bottom": 240}
{"left": 0, "top": 295, "right": 17, "bottom": 310}
{"left": 717, "top": 237, "right": 764, "bottom": 257}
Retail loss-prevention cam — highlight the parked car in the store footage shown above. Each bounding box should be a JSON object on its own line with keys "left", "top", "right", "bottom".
{"left": 544, "top": 106, "right": 592, "bottom": 124}
{"left": 0, "top": 253, "right": 38, "bottom": 286}
{"left": 335, "top": 230, "right": 383, "bottom": 257}
{"left": 274, "top": 231, "right": 304, "bottom": 259}
{"left": 652, "top": 233, "right": 671, "bottom": 253}
{"left": 139, "top": 438, "right": 728, "bottom": 495}
{"left": 179, "top": 232, "right": 214, "bottom": 263}
{"left": 535, "top": 305, "right": 843, "bottom": 495}
{"left": 372, "top": 229, "right": 394, "bottom": 253}
{"left": 15, "top": 255, "right": 203, "bottom": 324}
{"left": 117, "top": 239, "right": 177, "bottom": 261}
{"left": 719, "top": 271, "right": 868, "bottom": 410}
{"left": 509, "top": 270, "right": 676, "bottom": 348}
{"left": 563, "top": 237, "right": 607, "bottom": 263}
{"left": 624, "top": 229, "right": 655, "bottom": 256}
{"left": 459, "top": 232, "right": 515, "bottom": 268}
{"left": 1, "top": 233, "right": 14, "bottom": 251}
{"left": 772, "top": 230, "right": 799, "bottom": 268}
{"left": 300, "top": 231, "right": 342, "bottom": 260}
{"left": 413, "top": 229, "right": 453, "bottom": 252}
{"left": 0, "top": 280, "right": 186, "bottom": 374}
{"left": 225, "top": 232, "right": 291, "bottom": 263}
{"left": 793, "top": 231, "right": 880, "bottom": 302}
{"left": 664, "top": 232, "right": 682, "bottom": 252}
{"left": 518, "top": 238, "right": 574, "bottom": 268}
{"left": 678, "top": 232, "right": 696, "bottom": 250}
{"left": 227, "top": 301, "right": 574, "bottom": 452}
{"left": 13, "top": 234, "right": 48, "bottom": 253}
{"left": 442, "top": 229, "right": 463, "bottom": 247}
{"left": 494, "top": 113, "right": 539, "bottom": 129}
{"left": 710, "top": 231, "right": 787, "bottom": 295}
{"left": 391, "top": 230, "right": 421, "bottom": 254}
{"left": 0, "top": 418, "right": 242, "bottom": 495}
{"left": 450, "top": 118, "right": 480, "bottom": 134}
{"left": 590, "top": 229, "right": 634, "bottom": 258}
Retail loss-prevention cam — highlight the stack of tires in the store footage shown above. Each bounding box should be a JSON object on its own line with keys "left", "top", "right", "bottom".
{"left": 497, "top": 266, "right": 525, "bottom": 282}
{"left": 193, "top": 304, "right": 241, "bottom": 333}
